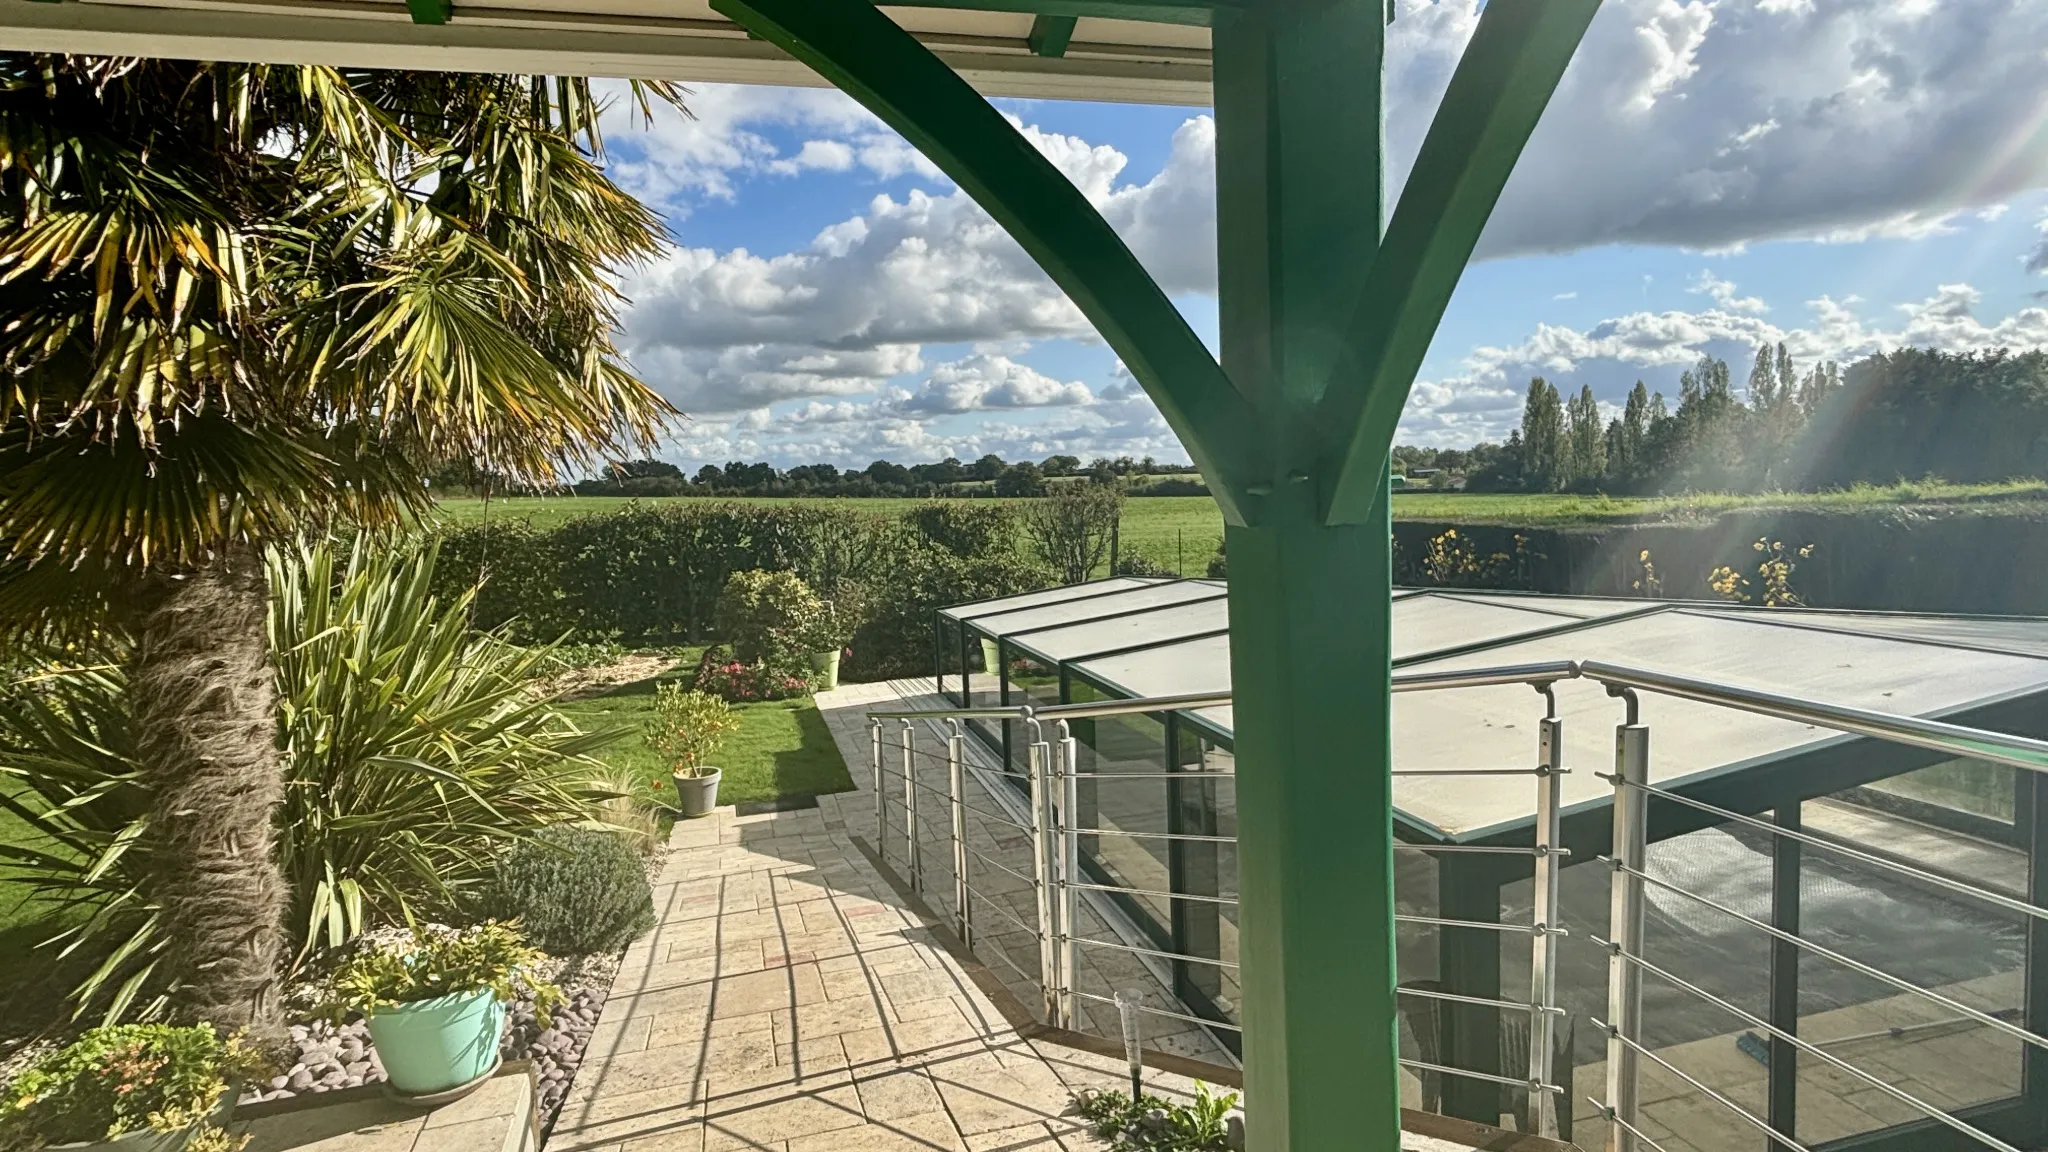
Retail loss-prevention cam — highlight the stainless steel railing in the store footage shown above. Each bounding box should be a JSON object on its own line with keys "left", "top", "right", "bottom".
{"left": 867, "top": 680, "right": 1577, "bottom": 1137}
{"left": 868, "top": 659, "right": 2048, "bottom": 1150}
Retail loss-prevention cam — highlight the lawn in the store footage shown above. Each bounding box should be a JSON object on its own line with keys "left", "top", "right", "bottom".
{"left": 558, "top": 670, "right": 857, "bottom": 810}
{"left": 434, "top": 479, "right": 2048, "bottom": 578}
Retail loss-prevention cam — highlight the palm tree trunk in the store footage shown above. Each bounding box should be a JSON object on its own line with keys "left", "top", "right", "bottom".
{"left": 130, "top": 543, "right": 285, "bottom": 1038}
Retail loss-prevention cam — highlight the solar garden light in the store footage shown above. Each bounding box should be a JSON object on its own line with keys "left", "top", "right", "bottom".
{"left": 1114, "top": 988, "right": 1144, "bottom": 1100}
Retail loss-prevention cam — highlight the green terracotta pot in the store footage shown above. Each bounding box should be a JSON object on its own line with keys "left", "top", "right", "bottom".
{"left": 808, "top": 650, "right": 841, "bottom": 691}
{"left": 979, "top": 637, "right": 1001, "bottom": 677}
{"left": 363, "top": 987, "right": 505, "bottom": 1097}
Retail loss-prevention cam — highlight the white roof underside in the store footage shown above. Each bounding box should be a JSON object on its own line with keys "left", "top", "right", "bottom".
{"left": 0, "top": 0, "right": 1216, "bottom": 105}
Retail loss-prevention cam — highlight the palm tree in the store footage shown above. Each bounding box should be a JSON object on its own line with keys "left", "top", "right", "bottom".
{"left": 0, "top": 58, "right": 679, "bottom": 1036}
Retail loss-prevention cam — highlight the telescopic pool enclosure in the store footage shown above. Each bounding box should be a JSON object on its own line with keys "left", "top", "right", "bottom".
{"left": 1, "top": 0, "right": 2021, "bottom": 1148}
{"left": 907, "top": 579, "right": 2048, "bottom": 1151}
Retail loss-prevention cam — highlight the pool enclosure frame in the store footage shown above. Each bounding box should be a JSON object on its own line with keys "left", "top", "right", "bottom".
{"left": 934, "top": 582, "right": 2048, "bottom": 1152}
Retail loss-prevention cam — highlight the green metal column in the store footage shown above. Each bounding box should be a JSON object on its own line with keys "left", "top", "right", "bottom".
{"left": 1212, "top": 3, "right": 1400, "bottom": 1146}
{"left": 1225, "top": 490, "right": 1400, "bottom": 1146}
{"left": 708, "top": 2, "right": 1599, "bottom": 1147}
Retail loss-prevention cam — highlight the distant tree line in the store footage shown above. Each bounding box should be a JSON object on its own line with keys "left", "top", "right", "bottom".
{"left": 435, "top": 451, "right": 1203, "bottom": 498}
{"left": 1400, "top": 345, "right": 2048, "bottom": 495}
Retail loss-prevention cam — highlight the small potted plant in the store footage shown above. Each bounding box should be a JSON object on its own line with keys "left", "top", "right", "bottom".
{"left": 325, "top": 922, "right": 560, "bottom": 1102}
{"left": 796, "top": 583, "right": 865, "bottom": 692}
{"left": 0, "top": 1023, "right": 259, "bottom": 1151}
{"left": 645, "top": 683, "right": 741, "bottom": 817}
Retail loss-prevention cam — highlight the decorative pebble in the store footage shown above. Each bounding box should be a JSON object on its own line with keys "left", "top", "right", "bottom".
{"left": 244, "top": 951, "right": 621, "bottom": 1143}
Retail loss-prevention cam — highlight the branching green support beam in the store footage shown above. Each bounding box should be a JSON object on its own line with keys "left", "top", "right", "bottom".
{"left": 404, "top": 0, "right": 450, "bottom": 24}
{"left": 713, "top": 0, "right": 1264, "bottom": 524}
{"left": 1316, "top": 0, "right": 1600, "bottom": 525}
{"left": 1027, "top": 13, "right": 1078, "bottom": 56}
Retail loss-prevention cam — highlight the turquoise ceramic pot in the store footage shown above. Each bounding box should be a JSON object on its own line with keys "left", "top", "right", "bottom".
{"left": 363, "top": 988, "right": 505, "bottom": 1096}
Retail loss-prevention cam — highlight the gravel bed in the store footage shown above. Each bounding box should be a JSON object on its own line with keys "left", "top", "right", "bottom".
{"left": 245, "top": 950, "right": 625, "bottom": 1139}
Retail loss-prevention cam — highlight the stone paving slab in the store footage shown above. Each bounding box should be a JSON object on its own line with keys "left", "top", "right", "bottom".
{"left": 238, "top": 1065, "right": 537, "bottom": 1152}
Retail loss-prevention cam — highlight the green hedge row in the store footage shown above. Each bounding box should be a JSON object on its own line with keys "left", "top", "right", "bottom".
{"left": 431, "top": 502, "right": 1053, "bottom": 680}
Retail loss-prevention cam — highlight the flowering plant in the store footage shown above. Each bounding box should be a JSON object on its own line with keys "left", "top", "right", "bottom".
{"left": 0, "top": 1024, "right": 262, "bottom": 1147}
{"left": 693, "top": 657, "right": 813, "bottom": 704}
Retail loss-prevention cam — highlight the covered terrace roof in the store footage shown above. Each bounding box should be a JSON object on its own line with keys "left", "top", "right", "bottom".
{"left": 0, "top": 0, "right": 1218, "bottom": 105}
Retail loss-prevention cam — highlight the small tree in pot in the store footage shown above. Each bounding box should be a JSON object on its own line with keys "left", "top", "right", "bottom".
{"left": 324, "top": 922, "right": 560, "bottom": 1101}
{"left": 0, "top": 1024, "right": 262, "bottom": 1152}
{"left": 645, "top": 685, "right": 740, "bottom": 817}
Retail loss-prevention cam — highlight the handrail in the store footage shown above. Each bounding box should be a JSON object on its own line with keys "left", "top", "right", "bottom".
{"left": 1578, "top": 659, "right": 2048, "bottom": 774}
{"left": 1391, "top": 660, "right": 1578, "bottom": 693}
{"left": 1036, "top": 690, "right": 1233, "bottom": 720}
{"left": 867, "top": 690, "right": 1232, "bottom": 724}
{"left": 876, "top": 656, "right": 2048, "bottom": 776}
{"left": 867, "top": 704, "right": 1033, "bottom": 721}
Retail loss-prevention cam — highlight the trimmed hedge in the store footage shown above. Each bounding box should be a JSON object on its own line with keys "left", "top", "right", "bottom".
{"left": 430, "top": 501, "right": 1052, "bottom": 677}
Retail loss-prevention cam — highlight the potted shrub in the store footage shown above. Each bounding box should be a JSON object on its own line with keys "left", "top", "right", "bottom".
{"left": 325, "top": 922, "right": 560, "bottom": 1101}
{"left": 0, "top": 1024, "right": 259, "bottom": 1152}
{"left": 713, "top": 569, "right": 823, "bottom": 666}
{"left": 645, "top": 683, "right": 741, "bottom": 817}
{"left": 796, "top": 582, "right": 866, "bottom": 692}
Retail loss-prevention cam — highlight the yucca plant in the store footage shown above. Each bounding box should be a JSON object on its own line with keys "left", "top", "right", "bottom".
{"left": 0, "top": 58, "right": 680, "bottom": 1035}
{"left": 0, "top": 648, "right": 166, "bottom": 1023}
{"left": 0, "top": 537, "right": 630, "bottom": 1023}
{"left": 271, "top": 537, "right": 626, "bottom": 955}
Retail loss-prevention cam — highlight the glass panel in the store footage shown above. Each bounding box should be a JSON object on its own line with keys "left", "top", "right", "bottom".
{"left": 965, "top": 629, "right": 1004, "bottom": 754}
{"left": 1068, "top": 679, "right": 1173, "bottom": 949}
{"left": 1861, "top": 757, "right": 2017, "bottom": 842}
{"left": 1005, "top": 654, "right": 1062, "bottom": 777}
{"left": 1172, "top": 724, "right": 1236, "bottom": 1031}
{"left": 1792, "top": 789, "right": 2025, "bottom": 1148}
{"left": 938, "top": 617, "right": 963, "bottom": 704}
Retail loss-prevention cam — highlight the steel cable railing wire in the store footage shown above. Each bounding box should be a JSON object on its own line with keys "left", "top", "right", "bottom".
{"left": 871, "top": 655, "right": 2048, "bottom": 1144}
{"left": 1593, "top": 937, "right": 2024, "bottom": 1152}
{"left": 1604, "top": 853, "right": 2044, "bottom": 1054}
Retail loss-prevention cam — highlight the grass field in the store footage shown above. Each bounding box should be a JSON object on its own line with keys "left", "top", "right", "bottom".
{"left": 434, "top": 478, "right": 2048, "bottom": 578}
{"left": 558, "top": 661, "right": 855, "bottom": 810}
{"left": 435, "top": 493, "right": 1230, "bottom": 574}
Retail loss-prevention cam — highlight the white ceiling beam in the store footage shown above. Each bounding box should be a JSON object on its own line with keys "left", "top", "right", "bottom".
{"left": 0, "top": 0, "right": 1212, "bottom": 104}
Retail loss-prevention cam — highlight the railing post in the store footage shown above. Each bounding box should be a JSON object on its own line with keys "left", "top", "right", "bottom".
{"left": 1058, "top": 720, "right": 1081, "bottom": 1031}
{"left": 871, "top": 719, "right": 884, "bottom": 847}
{"left": 1026, "top": 718, "right": 1059, "bottom": 1023}
{"left": 948, "top": 720, "right": 971, "bottom": 947}
{"left": 1605, "top": 705, "right": 1650, "bottom": 1152}
{"left": 900, "top": 719, "right": 920, "bottom": 893}
{"left": 1529, "top": 702, "right": 1564, "bottom": 1138}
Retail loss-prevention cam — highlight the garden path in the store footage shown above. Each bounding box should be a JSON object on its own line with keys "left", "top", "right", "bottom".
{"left": 546, "top": 679, "right": 1487, "bottom": 1151}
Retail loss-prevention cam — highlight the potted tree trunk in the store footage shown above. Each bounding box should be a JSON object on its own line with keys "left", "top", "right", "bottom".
{"left": 325, "top": 922, "right": 560, "bottom": 1102}
{"left": 0, "top": 1024, "right": 259, "bottom": 1152}
{"left": 646, "top": 683, "right": 741, "bottom": 818}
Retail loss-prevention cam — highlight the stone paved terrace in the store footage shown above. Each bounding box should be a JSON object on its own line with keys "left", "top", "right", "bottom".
{"left": 545, "top": 677, "right": 1509, "bottom": 1152}
{"left": 814, "top": 677, "right": 1237, "bottom": 1065}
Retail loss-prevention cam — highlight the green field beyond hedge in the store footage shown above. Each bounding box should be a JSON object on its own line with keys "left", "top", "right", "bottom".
{"left": 435, "top": 479, "right": 2048, "bottom": 576}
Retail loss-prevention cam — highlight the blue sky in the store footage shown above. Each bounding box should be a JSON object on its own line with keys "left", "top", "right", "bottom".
{"left": 593, "top": 0, "right": 2048, "bottom": 471}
